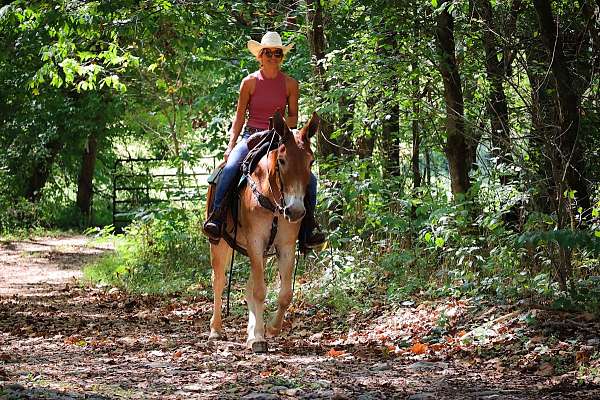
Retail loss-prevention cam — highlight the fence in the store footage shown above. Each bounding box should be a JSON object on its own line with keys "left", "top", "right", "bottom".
{"left": 112, "top": 157, "right": 216, "bottom": 229}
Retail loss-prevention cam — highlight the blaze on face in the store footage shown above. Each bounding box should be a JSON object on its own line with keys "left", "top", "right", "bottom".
{"left": 271, "top": 112, "right": 319, "bottom": 223}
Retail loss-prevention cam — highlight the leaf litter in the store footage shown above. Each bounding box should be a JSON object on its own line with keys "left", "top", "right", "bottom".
{"left": 0, "top": 236, "right": 599, "bottom": 399}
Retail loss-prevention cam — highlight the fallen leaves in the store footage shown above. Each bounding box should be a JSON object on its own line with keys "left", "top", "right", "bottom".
{"left": 327, "top": 348, "right": 346, "bottom": 358}
{"left": 575, "top": 345, "right": 594, "bottom": 366}
{"left": 2, "top": 235, "right": 600, "bottom": 400}
{"left": 536, "top": 361, "right": 555, "bottom": 376}
{"left": 410, "top": 342, "right": 428, "bottom": 355}
{"left": 64, "top": 335, "right": 87, "bottom": 347}
{"left": 260, "top": 369, "right": 272, "bottom": 378}
{"left": 172, "top": 350, "right": 183, "bottom": 359}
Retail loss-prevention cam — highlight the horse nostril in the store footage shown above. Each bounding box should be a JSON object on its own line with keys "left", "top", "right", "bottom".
{"left": 283, "top": 207, "right": 305, "bottom": 222}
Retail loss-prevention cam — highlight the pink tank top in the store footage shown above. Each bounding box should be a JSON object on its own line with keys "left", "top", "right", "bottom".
{"left": 246, "top": 70, "right": 287, "bottom": 130}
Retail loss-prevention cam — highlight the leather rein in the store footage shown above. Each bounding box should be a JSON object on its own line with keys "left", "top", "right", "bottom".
{"left": 243, "top": 130, "right": 287, "bottom": 215}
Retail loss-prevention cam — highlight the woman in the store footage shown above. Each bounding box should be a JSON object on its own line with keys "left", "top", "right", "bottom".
{"left": 203, "top": 31, "right": 324, "bottom": 250}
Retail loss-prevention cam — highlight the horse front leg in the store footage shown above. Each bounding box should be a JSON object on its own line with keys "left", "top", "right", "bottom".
{"left": 246, "top": 249, "right": 268, "bottom": 352}
{"left": 209, "top": 240, "right": 232, "bottom": 341}
{"left": 267, "top": 245, "right": 296, "bottom": 337}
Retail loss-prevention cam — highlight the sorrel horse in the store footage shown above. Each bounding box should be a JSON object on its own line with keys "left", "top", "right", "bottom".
{"left": 206, "top": 111, "right": 319, "bottom": 353}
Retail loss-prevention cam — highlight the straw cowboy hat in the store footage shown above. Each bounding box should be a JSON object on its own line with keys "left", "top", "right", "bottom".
{"left": 247, "top": 31, "right": 294, "bottom": 57}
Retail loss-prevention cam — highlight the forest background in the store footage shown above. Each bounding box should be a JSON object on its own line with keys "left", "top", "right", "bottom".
{"left": 1, "top": 0, "right": 600, "bottom": 314}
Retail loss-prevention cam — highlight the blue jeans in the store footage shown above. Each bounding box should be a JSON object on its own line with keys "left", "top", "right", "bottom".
{"left": 212, "top": 130, "right": 251, "bottom": 212}
{"left": 212, "top": 128, "right": 317, "bottom": 233}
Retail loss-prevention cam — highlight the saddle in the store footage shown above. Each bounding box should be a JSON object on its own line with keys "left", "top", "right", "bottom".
{"left": 206, "top": 129, "right": 281, "bottom": 255}
{"left": 207, "top": 128, "right": 279, "bottom": 190}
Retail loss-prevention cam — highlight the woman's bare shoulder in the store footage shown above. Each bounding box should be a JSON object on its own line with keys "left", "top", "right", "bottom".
{"left": 282, "top": 72, "right": 298, "bottom": 84}
{"left": 242, "top": 72, "right": 258, "bottom": 82}
{"left": 283, "top": 73, "right": 299, "bottom": 93}
{"left": 240, "top": 73, "right": 258, "bottom": 92}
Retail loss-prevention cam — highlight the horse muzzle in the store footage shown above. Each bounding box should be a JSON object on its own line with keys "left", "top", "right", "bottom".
{"left": 282, "top": 205, "right": 305, "bottom": 223}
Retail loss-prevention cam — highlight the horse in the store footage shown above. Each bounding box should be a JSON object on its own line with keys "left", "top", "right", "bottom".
{"left": 206, "top": 111, "right": 319, "bottom": 353}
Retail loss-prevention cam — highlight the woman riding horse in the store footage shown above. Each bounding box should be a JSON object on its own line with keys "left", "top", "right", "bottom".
{"left": 208, "top": 111, "right": 320, "bottom": 353}
{"left": 203, "top": 31, "right": 324, "bottom": 250}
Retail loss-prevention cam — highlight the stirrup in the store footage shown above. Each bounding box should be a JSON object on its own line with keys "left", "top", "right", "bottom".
{"left": 203, "top": 208, "right": 224, "bottom": 241}
{"left": 300, "top": 231, "right": 327, "bottom": 254}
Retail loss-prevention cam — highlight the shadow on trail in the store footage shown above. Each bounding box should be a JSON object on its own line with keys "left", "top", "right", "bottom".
{"left": 22, "top": 249, "right": 111, "bottom": 271}
{"left": 1, "top": 384, "right": 113, "bottom": 400}
{"left": 2, "top": 275, "right": 599, "bottom": 400}
{"left": 0, "top": 286, "right": 557, "bottom": 400}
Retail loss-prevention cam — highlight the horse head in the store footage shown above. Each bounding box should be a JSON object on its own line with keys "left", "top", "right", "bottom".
{"left": 270, "top": 111, "right": 319, "bottom": 223}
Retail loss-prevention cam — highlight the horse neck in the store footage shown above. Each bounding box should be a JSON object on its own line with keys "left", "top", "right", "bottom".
{"left": 249, "top": 150, "right": 282, "bottom": 205}
{"left": 267, "top": 151, "right": 282, "bottom": 201}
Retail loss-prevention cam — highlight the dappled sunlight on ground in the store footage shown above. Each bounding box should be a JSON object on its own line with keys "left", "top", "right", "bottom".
{"left": 0, "top": 235, "right": 113, "bottom": 296}
{"left": 1, "top": 236, "right": 599, "bottom": 399}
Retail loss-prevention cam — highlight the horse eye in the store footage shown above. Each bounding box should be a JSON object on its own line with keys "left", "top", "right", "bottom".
{"left": 278, "top": 158, "right": 286, "bottom": 166}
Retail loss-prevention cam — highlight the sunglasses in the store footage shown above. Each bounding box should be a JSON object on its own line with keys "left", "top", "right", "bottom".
{"left": 261, "top": 49, "right": 284, "bottom": 58}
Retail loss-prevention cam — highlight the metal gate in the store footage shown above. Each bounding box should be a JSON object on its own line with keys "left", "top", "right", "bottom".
{"left": 112, "top": 157, "right": 216, "bottom": 229}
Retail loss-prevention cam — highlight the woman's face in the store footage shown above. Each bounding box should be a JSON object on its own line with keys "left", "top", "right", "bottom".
{"left": 259, "top": 48, "right": 284, "bottom": 67}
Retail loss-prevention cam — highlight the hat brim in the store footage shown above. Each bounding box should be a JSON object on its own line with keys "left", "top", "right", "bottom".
{"left": 247, "top": 40, "right": 294, "bottom": 57}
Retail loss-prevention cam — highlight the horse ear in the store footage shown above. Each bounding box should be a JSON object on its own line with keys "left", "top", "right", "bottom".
{"left": 273, "top": 110, "right": 292, "bottom": 143}
{"left": 302, "top": 112, "right": 320, "bottom": 141}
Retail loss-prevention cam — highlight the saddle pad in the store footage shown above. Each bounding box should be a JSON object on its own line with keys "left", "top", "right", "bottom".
{"left": 207, "top": 164, "right": 224, "bottom": 185}
{"left": 242, "top": 129, "right": 280, "bottom": 176}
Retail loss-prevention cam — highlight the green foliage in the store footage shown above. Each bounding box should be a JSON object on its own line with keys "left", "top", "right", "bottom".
{"left": 84, "top": 206, "right": 211, "bottom": 294}
{"left": 0, "top": 196, "right": 49, "bottom": 233}
{"left": 1, "top": 0, "right": 599, "bottom": 315}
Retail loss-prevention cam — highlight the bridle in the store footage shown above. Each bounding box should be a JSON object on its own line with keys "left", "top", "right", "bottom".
{"left": 243, "top": 129, "right": 288, "bottom": 215}
{"left": 267, "top": 133, "right": 288, "bottom": 213}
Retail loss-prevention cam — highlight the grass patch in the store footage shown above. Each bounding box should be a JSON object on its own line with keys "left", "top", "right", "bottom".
{"left": 82, "top": 208, "right": 213, "bottom": 295}
{"left": 83, "top": 237, "right": 212, "bottom": 295}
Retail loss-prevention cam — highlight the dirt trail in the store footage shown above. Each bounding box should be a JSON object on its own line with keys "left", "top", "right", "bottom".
{"left": 0, "top": 236, "right": 112, "bottom": 296}
{"left": 1, "top": 235, "right": 598, "bottom": 399}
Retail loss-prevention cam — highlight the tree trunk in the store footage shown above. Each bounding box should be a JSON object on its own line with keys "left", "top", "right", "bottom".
{"left": 382, "top": 108, "right": 400, "bottom": 178}
{"left": 435, "top": 0, "right": 470, "bottom": 196}
{"left": 76, "top": 133, "right": 98, "bottom": 224}
{"left": 475, "top": 0, "right": 512, "bottom": 174}
{"left": 410, "top": 68, "right": 422, "bottom": 221}
{"left": 411, "top": 81, "right": 422, "bottom": 191}
{"left": 357, "top": 97, "right": 377, "bottom": 160}
{"left": 381, "top": 29, "right": 401, "bottom": 178}
{"left": 525, "top": 39, "right": 558, "bottom": 215}
{"left": 533, "top": 0, "right": 590, "bottom": 214}
{"left": 425, "top": 147, "right": 431, "bottom": 186}
{"left": 306, "top": 0, "right": 338, "bottom": 160}
{"left": 24, "top": 138, "right": 64, "bottom": 202}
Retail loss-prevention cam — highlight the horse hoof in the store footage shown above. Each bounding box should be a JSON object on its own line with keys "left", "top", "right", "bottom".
{"left": 208, "top": 331, "right": 225, "bottom": 341}
{"left": 251, "top": 341, "right": 268, "bottom": 353}
{"left": 266, "top": 326, "right": 281, "bottom": 338}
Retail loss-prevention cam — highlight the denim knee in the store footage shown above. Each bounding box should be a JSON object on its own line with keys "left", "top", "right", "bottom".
{"left": 308, "top": 173, "right": 317, "bottom": 209}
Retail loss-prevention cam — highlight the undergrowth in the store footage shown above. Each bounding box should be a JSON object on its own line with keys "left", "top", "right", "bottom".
{"left": 83, "top": 206, "right": 212, "bottom": 296}
{"left": 79, "top": 162, "right": 600, "bottom": 316}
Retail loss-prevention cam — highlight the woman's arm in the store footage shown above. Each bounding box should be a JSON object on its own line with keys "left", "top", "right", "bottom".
{"left": 286, "top": 77, "right": 299, "bottom": 129}
{"left": 225, "top": 77, "right": 252, "bottom": 160}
